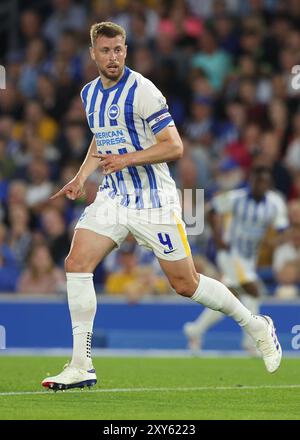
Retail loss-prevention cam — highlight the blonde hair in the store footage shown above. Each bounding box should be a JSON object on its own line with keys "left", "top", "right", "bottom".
{"left": 90, "top": 21, "right": 126, "bottom": 46}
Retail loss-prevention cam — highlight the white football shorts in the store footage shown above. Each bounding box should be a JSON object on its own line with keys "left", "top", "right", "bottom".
{"left": 216, "top": 249, "right": 258, "bottom": 287}
{"left": 75, "top": 190, "right": 191, "bottom": 261}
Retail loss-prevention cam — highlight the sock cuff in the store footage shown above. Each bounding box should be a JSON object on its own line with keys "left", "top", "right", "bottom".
{"left": 66, "top": 272, "right": 94, "bottom": 280}
{"left": 191, "top": 273, "right": 205, "bottom": 301}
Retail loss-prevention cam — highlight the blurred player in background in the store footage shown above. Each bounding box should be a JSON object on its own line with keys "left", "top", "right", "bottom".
{"left": 184, "top": 166, "right": 289, "bottom": 353}
{"left": 41, "top": 22, "right": 283, "bottom": 391}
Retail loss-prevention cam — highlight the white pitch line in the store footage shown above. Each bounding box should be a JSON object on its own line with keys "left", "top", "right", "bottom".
{"left": 0, "top": 384, "right": 300, "bottom": 397}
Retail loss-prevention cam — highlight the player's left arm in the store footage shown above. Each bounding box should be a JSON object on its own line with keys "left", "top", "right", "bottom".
{"left": 128, "top": 125, "right": 183, "bottom": 165}
{"left": 207, "top": 191, "right": 235, "bottom": 250}
{"left": 270, "top": 193, "right": 290, "bottom": 245}
{"left": 92, "top": 126, "right": 183, "bottom": 174}
{"left": 92, "top": 78, "right": 183, "bottom": 174}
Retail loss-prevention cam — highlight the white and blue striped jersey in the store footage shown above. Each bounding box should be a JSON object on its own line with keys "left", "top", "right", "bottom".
{"left": 80, "top": 67, "right": 178, "bottom": 209}
{"left": 212, "top": 188, "right": 289, "bottom": 260}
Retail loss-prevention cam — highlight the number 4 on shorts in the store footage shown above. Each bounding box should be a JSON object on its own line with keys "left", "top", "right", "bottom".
{"left": 158, "top": 232, "right": 174, "bottom": 254}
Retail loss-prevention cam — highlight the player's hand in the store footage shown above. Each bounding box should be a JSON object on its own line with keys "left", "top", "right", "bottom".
{"left": 92, "top": 153, "right": 129, "bottom": 175}
{"left": 50, "top": 177, "right": 85, "bottom": 201}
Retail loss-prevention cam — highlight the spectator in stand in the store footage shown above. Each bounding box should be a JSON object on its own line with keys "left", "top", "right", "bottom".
{"left": 0, "top": 116, "right": 21, "bottom": 160}
{"left": 212, "top": 157, "right": 246, "bottom": 193}
{"left": 213, "top": 14, "right": 240, "bottom": 56}
{"left": 224, "top": 122, "right": 261, "bottom": 173}
{"left": 185, "top": 95, "right": 215, "bottom": 146}
{"left": 238, "top": 77, "right": 266, "bottom": 124}
{"left": 105, "top": 241, "right": 170, "bottom": 302}
{"left": 56, "top": 120, "right": 90, "bottom": 167}
{"left": 19, "top": 9, "right": 42, "bottom": 50}
{"left": 154, "top": 26, "right": 189, "bottom": 83}
{"left": 47, "top": 52, "right": 79, "bottom": 117}
{"left": 6, "top": 180, "right": 27, "bottom": 209}
{"left": 0, "top": 135, "right": 16, "bottom": 181}
{"left": 239, "top": 15, "right": 266, "bottom": 66}
{"left": 25, "top": 158, "right": 53, "bottom": 213}
{"left": 177, "top": 137, "right": 211, "bottom": 191}
{"left": 158, "top": 0, "right": 203, "bottom": 49}
{"left": 18, "top": 243, "right": 66, "bottom": 295}
{"left": 7, "top": 204, "right": 32, "bottom": 267}
{"left": 43, "top": 0, "right": 87, "bottom": 47}
{"left": 187, "top": 0, "right": 236, "bottom": 20}
{"left": 41, "top": 207, "right": 71, "bottom": 266}
{"left": 285, "top": 112, "right": 300, "bottom": 174}
{"left": 18, "top": 38, "right": 49, "bottom": 99}
{"left": 213, "top": 99, "right": 247, "bottom": 157}
{"left": 131, "top": 45, "right": 157, "bottom": 83}
{"left": 63, "top": 96, "right": 87, "bottom": 123}
{"left": 0, "top": 223, "right": 20, "bottom": 292}
{"left": 267, "top": 98, "right": 290, "bottom": 153}
{"left": 13, "top": 127, "right": 60, "bottom": 178}
{"left": 192, "top": 27, "right": 232, "bottom": 91}
{"left": 254, "top": 131, "right": 293, "bottom": 197}
{"left": 288, "top": 199, "right": 300, "bottom": 227}
{"left": 36, "top": 74, "right": 61, "bottom": 120}
{"left": 14, "top": 100, "right": 58, "bottom": 144}
{"left": 273, "top": 226, "right": 300, "bottom": 299}
{"left": 0, "top": 81, "right": 23, "bottom": 120}
{"left": 54, "top": 30, "right": 83, "bottom": 82}
{"left": 126, "top": 12, "right": 154, "bottom": 51}
{"left": 279, "top": 47, "right": 300, "bottom": 107}
{"left": 113, "top": 0, "right": 159, "bottom": 41}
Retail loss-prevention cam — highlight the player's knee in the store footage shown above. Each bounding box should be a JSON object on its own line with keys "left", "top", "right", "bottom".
{"left": 171, "top": 276, "right": 197, "bottom": 298}
{"left": 65, "top": 254, "right": 90, "bottom": 273}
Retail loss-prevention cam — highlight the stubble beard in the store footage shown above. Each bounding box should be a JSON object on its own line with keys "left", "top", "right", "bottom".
{"left": 99, "top": 65, "right": 124, "bottom": 83}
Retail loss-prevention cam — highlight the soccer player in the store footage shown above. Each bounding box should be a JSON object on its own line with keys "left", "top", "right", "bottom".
{"left": 42, "top": 22, "right": 282, "bottom": 391}
{"left": 184, "top": 166, "right": 288, "bottom": 352}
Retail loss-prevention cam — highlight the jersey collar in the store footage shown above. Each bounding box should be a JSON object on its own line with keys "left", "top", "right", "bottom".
{"left": 247, "top": 189, "right": 266, "bottom": 203}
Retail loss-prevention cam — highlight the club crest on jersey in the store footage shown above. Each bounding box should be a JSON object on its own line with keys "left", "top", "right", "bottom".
{"left": 107, "top": 104, "right": 120, "bottom": 120}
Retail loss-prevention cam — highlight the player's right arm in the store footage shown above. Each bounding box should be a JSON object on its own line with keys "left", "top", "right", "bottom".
{"left": 207, "top": 191, "right": 235, "bottom": 250}
{"left": 50, "top": 136, "right": 98, "bottom": 200}
{"left": 207, "top": 207, "right": 229, "bottom": 250}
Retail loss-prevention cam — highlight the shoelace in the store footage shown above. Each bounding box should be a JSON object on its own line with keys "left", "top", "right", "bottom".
{"left": 256, "top": 328, "right": 278, "bottom": 358}
{"left": 256, "top": 339, "right": 275, "bottom": 357}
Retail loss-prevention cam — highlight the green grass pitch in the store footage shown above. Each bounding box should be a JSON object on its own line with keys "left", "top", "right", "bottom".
{"left": 0, "top": 356, "right": 299, "bottom": 420}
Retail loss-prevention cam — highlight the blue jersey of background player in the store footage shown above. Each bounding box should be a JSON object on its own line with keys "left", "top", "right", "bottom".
{"left": 184, "top": 166, "right": 289, "bottom": 353}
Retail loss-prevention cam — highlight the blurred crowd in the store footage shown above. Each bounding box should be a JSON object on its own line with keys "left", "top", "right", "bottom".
{"left": 1, "top": 0, "right": 300, "bottom": 299}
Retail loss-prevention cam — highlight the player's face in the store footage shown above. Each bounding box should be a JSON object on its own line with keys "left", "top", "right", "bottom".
{"left": 90, "top": 35, "right": 127, "bottom": 82}
{"left": 251, "top": 174, "right": 271, "bottom": 198}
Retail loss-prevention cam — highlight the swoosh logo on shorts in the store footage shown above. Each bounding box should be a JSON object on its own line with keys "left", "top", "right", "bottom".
{"left": 163, "top": 249, "right": 176, "bottom": 254}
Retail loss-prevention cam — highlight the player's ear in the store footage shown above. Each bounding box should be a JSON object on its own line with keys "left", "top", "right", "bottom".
{"left": 89, "top": 46, "right": 96, "bottom": 61}
{"left": 124, "top": 45, "right": 127, "bottom": 59}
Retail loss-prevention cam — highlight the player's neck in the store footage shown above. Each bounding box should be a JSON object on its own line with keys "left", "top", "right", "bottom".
{"left": 100, "top": 68, "right": 125, "bottom": 90}
{"left": 251, "top": 193, "right": 265, "bottom": 202}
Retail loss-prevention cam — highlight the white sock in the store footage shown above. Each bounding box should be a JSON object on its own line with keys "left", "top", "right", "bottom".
{"left": 190, "top": 309, "right": 224, "bottom": 336}
{"left": 191, "top": 275, "right": 266, "bottom": 338}
{"left": 66, "top": 272, "right": 97, "bottom": 370}
{"left": 240, "top": 294, "right": 260, "bottom": 348}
